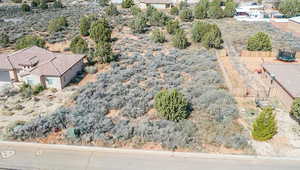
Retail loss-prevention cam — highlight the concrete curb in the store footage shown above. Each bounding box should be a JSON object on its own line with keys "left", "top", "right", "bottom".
{"left": 1, "top": 141, "right": 300, "bottom": 161}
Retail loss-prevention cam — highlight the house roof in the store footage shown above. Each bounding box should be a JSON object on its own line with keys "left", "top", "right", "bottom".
{"left": 262, "top": 63, "right": 300, "bottom": 98}
{"left": 0, "top": 46, "right": 85, "bottom": 77}
{"left": 140, "top": 0, "right": 172, "bottom": 4}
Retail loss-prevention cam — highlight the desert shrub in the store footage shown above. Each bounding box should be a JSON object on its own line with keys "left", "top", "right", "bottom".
{"left": 279, "top": 0, "right": 299, "bottom": 17}
{"left": 98, "top": 0, "right": 109, "bottom": 7}
{"left": 202, "top": 24, "right": 223, "bottom": 49}
{"left": 130, "top": 14, "right": 147, "bottom": 33}
{"left": 155, "top": 89, "right": 190, "bottom": 122}
{"left": 20, "top": 83, "right": 33, "bottom": 98}
{"left": 85, "top": 66, "right": 97, "bottom": 74}
{"left": 90, "top": 18, "right": 112, "bottom": 43}
{"left": 210, "top": 0, "right": 222, "bottom": 7}
{"left": 224, "top": 1, "right": 236, "bottom": 17}
{"left": 252, "top": 107, "right": 277, "bottom": 141}
{"left": 39, "top": 0, "right": 48, "bottom": 9}
{"left": 16, "top": 35, "right": 45, "bottom": 49}
{"left": 146, "top": 5, "right": 157, "bottom": 17}
{"left": 70, "top": 36, "right": 88, "bottom": 54}
{"left": 31, "top": 0, "right": 40, "bottom": 7}
{"left": 194, "top": 3, "right": 207, "bottom": 19}
{"left": 94, "top": 41, "right": 116, "bottom": 63}
{"left": 179, "top": 0, "right": 188, "bottom": 10}
{"left": 80, "top": 15, "right": 95, "bottom": 36}
{"left": 151, "top": 29, "right": 166, "bottom": 43}
{"left": 53, "top": 0, "right": 63, "bottom": 8}
{"left": 121, "top": 0, "right": 134, "bottom": 8}
{"left": 170, "top": 6, "right": 179, "bottom": 15}
{"left": 199, "top": 0, "right": 209, "bottom": 7}
{"left": 166, "top": 19, "right": 180, "bottom": 35}
{"left": 6, "top": 107, "right": 71, "bottom": 140}
{"left": 207, "top": 5, "right": 224, "bottom": 19}
{"left": 130, "top": 5, "right": 141, "bottom": 16}
{"left": 149, "top": 10, "right": 170, "bottom": 26}
{"left": 48, "top": 16, "right": 68, "bottom": 33}
{"left": 179, "top": 8, "right": 193, "bottom": 22}
{"left": 290, "top": 98, "right": 300, "bottom": 124}
{"left": 247, "top": 32, "right": 272, "bottom": 51}
{"left": 11, "top": 0, "right": 22, "bottom": 3}
{"left": 32, "top": 84, "right": 45, "bottom": 95}
{"left": 105, "top": 3, "right": 119, "bottom": 16}
{"left": 0, "top": 33, "right": 9, "bottom": 47}
{"left": 172, "top": 29, "right": 189, "bottom": 49}
{"left": 192, "top": 21, "right": 210, "bottom": 42}
{"left": 21, "top": 3, "right": 31, "bottom": 12}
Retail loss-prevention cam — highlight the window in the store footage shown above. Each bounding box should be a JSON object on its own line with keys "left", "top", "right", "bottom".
{"left": 27, "top": 78, "right": 34, "bottom": 85}
{"left": 46, "top": 78, "right": 54, "bottom": 85}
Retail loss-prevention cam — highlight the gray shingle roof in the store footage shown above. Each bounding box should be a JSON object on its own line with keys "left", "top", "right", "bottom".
{"left": 140, "top": 0, "right": 172, "bottom": 4}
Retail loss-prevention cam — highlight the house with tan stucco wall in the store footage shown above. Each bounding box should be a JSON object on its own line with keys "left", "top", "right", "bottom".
{"left": 0, "top": 46, "right": 84, "bottom": 89}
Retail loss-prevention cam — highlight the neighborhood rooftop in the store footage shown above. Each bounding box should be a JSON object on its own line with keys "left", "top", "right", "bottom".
{"left": 262, "top": 63, "right": 300, "bottom": 98}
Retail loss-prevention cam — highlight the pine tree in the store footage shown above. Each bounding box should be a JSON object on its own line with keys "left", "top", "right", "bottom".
{"left": 252, "top": 107, "right": 277, "bottom": 141}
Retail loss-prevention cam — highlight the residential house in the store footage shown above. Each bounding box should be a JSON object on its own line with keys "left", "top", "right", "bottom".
{"left": 0, "top": 46, "right": 85, "bottom": 89}
{"left": 262, "top": 63, "right": 300, "bottom": 109}
{"left": 138, "top": 0, "right": 173, "bottom": 9}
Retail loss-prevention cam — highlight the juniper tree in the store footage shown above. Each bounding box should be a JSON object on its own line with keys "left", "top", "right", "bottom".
{"left": 252, "top": 107, "right": 277, "bottom": 141}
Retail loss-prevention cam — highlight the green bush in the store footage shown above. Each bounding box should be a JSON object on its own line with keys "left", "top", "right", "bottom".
{"left": 130, "top": 5, "right": 141, "bottom": 16}
{"left": 194, "top": 3, "right": 207, "bottom": 19}
{"left": 207, "top": 5, "right": 224, "bottom": 19}
{"left": 172, "top": 29, "right": 189, "bottom": 49}
{"left": 11, "top": 0, "right": 22, "bottom": 3}
{"left": 179, "top": 8, "right": 194, "bottom": 22}
{"left": 202, "top": 30, "right": 222, "bottom": 49}
{"left": 0, "top": 33, "right": 9, "bottom": 47}
{"left": 20, "top": 83, "right": 33, "bottom": 98}
{"left": 210, "top": 0, "right": 222, "bottom": 7}
{"left": 252, "top": 107, "right": 277, "bottom": 141}
{"left": 191, "top": 21, "right": 210, "bottom": 42}
{"left": 279, "top": 0, "right": 299, "bottom": 17}
{"left": 121, "top": 0, "right": 134, "bottom": 8}
{"left": 290, "top": 98, "right": 300, "bottom": 124}
{"left": 70, "top": 36, "right": 88, "bottom": 54}
{"left": 170, "top": 6, "right": 179, "bottom": 16}
{"left": 179, "top": 0, "right": 188, "bottom": 10}
{"left": 21, "top": 3, "right": 31, "bottom": 12}
{"left": 31, "top": 0, "right": 40, "bottom": 7}
{"left": 149, "top": 10, "right": 170, "bottom": 26}
{"left": 224, "top": 1, "right": 236, "bottom": 17}
{"left": 48, "top": 16, "right": 68, "bottom": 33}
{"left": 247, "top": 32, "right": 272, "bottom": 51}
{"left": 154, "top": 89, "right": 190, "bottom": 122}
{"left": 130, "top": 14, "right": 147, "bottom": 33}
{"left": 33, "top": 84, "right": 45, "bottom": 95}
{"left": 39, "top": 0, "right": 48, "bottom": 9}
{"left": 94, "top": 41, "right": 115, "bottom": 63}
{"left": 53, "top": 0, "right": 63, "bottom": 8}
{"left": 151, "top": 29, "right": 166, "bottom": 43}
{"left": 166, "top": 19, "right": 180, "bottom": 35}
{"left": 80, "top": 15, "right": 95, "bottom": 36}
{"left": 90, "top": 18, "right": 112, "bottom": 43}
{"left": 16, "top": 35, "right": 45, "bottom": 49}
{"left": 146, "top": 5, "right": 157, "bottom": 17}
{"left": 105, "top": 3, "right": 119, "bottom": 16}
{"left": 98, "top": 0, "right": 109, "bottom": 7}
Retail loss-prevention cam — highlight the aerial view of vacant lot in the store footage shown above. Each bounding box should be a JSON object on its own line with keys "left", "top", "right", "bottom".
{"left": 1, "top": 0, "right": 300, "bottom": 158}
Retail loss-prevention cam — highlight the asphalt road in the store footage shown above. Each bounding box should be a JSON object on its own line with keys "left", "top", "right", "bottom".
{"left": 0, "top": 142, "right": 300, "bottom": 170}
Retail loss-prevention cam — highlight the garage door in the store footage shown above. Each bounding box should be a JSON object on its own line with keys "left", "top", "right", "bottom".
{"left": 0, "top": 70, "right": 10, "bottom": 82}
